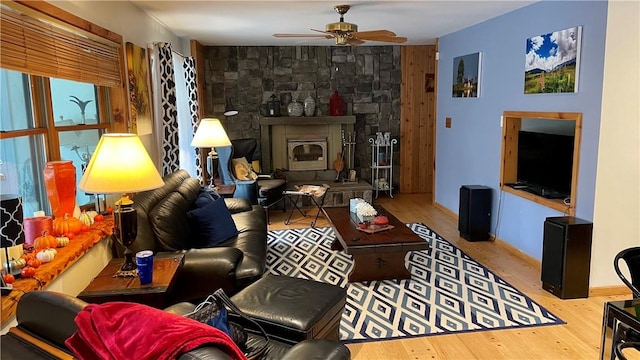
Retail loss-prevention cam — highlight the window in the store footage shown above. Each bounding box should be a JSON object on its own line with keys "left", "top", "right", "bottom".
{"left": 0, "top": 1, "right": 127, "bottom": 218}
{"left": 0, "top": 69, "right": 112, "bottom": 214}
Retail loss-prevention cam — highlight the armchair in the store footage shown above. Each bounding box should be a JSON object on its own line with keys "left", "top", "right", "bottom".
{"left": 227, "top": 138, "right": 287, "bottom": 224}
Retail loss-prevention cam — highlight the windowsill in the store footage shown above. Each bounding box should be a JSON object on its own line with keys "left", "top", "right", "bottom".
{"left": 501, "top": 186, "right": 575, "bottom": 215}
{"left": 0, "top": 216, "right": 114, "bottom": 328}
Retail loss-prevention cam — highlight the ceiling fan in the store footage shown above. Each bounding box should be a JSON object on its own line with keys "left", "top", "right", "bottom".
{"left": 273, "top": 4, "right": 407, "bottom": 46}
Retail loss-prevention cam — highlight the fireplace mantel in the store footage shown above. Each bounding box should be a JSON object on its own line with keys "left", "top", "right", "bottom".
{"left": 259, "top": 116, "right": 355, "bottom": 126}
{"left": 260, "top": 116, "right": 355, "bottom": 173}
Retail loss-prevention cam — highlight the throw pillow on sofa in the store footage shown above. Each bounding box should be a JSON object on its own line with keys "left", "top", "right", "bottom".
{"left": 188, "top": 191, "right": 239, "bottom": 247}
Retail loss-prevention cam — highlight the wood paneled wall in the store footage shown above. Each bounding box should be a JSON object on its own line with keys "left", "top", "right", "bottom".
{"left": 400, "top": 45, "right": 437, "bottom": 198}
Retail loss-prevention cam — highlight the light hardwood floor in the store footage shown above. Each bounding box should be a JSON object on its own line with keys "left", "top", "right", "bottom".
{"left": 267, "top": 193, "right": 630, "bottom": 360}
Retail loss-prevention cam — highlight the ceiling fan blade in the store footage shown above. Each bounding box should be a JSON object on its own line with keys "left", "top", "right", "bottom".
{"left": 311, "top": 28, "right": 334, "bottom": 36}
{"left": 355, "top": 35, "right": 407, "bottom": 43}
{"left": 380, "top": 36, "right": 407, "bottom": 43}
{"left": 347, "top": 38, "right": 366, "bottom": 46}
{"left": 297, "top": 37, "right": 334, "bottom": 44}
{"left": 351, "top": 30, "right": 396, "bottom": 38}
{"left": 273, "top": 33, "right": 331, "bottom": 38}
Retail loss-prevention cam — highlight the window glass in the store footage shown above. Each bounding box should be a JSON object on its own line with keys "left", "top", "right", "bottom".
{"left": 0, "top": 69, "right": 34, "bottom": 131}
{"left": 51, "top": 78, "right": 100, "bottom": 126}
{"left": 0, "top": 135, "right": 47, "bottom": 217}
{"left": 58, "top": 128, "right": 102, "bottom": 206}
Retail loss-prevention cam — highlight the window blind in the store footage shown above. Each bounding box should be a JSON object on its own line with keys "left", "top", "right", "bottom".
{"left": 0, "top": 5, "right": 122, "bottom": 87}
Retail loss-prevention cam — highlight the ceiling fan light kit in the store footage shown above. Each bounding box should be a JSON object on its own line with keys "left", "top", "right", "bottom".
{"left": 273, "top": 4, "right": 407, "bottom": 46}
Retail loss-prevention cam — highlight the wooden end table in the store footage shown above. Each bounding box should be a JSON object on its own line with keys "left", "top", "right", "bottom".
{"left": 78, "top": 253, "right": 184, "bottom": 308}
{"left": 323, "top": 206, "right": 429, "bottom": 282}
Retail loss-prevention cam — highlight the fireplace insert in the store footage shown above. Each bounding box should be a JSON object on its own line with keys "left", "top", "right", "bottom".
{"left": 288, "top": 139, "right": 327, "bottom": 171}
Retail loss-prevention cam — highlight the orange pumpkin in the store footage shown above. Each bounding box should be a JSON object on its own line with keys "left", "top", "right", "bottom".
{"left": 52, "top": 213, "right": 82, "bottom": 236}
{"left": 33, "top": 231, "right": 57, "bottom": 249}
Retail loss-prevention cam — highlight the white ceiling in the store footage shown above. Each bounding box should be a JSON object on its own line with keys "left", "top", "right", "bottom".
{"left": 130, "top": 1, "right": 537, "bottom": 46}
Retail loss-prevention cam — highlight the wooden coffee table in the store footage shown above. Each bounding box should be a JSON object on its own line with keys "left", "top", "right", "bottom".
{"left": 322, "top": 206, "right": 429, "bottom": 282}
{"left": 78, "top": 253, "right": 184, "bottom": 308}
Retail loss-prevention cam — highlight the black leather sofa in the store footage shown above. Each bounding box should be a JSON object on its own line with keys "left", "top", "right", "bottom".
{"left": 1, "top": 291, "right": 351, "bottom": 360}
{"left": 130, "top": 169, "right": 268, "bottom": 304}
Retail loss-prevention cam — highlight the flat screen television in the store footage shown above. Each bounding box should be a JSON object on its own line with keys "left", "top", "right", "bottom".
{"left": 516, "top": 131, "right": 574, "bottom": 198}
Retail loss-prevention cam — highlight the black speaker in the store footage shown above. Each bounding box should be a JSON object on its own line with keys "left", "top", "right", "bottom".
{"left": 458, "top": 185, "right": 492, "bottom": 241}
{"left": 541, "top": 216, "right": 593, "bottom": 299}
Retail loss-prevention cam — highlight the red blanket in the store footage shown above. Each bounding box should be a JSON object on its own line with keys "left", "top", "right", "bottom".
{"left": 65, "top": 302, "right": 248, "bottom": 360}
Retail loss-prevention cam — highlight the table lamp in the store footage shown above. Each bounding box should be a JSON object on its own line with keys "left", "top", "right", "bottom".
{"left": 78, "top": 133, "right": 164, "bottom": 276}
{"left": 191, "top": 118, "right": 232, "bottom": 189}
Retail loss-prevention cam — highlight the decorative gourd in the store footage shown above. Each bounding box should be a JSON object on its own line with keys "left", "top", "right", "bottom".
{"left": 33, "top": 231, "right": 57, "bottom": 250}
{"left": 27, "top": 258, "right": 42, "bottom": 268}
{"left": 36, "top": 248, "right": 56, "bottom": 263}
{"left": 52, "top": 213, "right": 82, "bottom": 235}
{"left": 56, "top": 236, "right": 69, "bottom": 247}
{"left": 79, "top": 211, "right": 94, "bottom": 226}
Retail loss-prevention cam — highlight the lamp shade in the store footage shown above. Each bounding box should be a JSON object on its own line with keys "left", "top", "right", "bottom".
{"left": 223, "top": 98, "right": 238, "bottom": 117}
{"left": 78, "top": 133, "right": 164, "bottom": 194}
{"left": 191, "top": 118, "right": 232, "bottom": 148}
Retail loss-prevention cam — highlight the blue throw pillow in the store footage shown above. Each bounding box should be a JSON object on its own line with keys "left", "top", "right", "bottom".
{"left": 195, "top": 188, "right": 220, "bottom": 207}
{"left": 188, "top": 192, "right": 238, "bottom": 247}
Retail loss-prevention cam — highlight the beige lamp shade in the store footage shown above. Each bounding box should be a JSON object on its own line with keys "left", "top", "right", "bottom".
{"left": 78, "top": 133, "right": 164, "bottom": 193}
{"left": 191, "top": 118, "right": 232, "bottom": 148}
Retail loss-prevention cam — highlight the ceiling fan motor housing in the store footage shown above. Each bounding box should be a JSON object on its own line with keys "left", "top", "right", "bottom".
{"left": 325, "top": 21, "right": 358, "bottom": 33}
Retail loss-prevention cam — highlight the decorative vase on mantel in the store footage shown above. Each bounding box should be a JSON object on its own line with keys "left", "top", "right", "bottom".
{"left": 43, "top": 161, "right": 77, "bottom": 219}
{"left": 303, "top": 95, "right": 316, "bottom": 117}
{"left": 287, "top": 100, "right": 303, "bottom": 117}
{"left": 329, "top": 90, "right": 344, "bottom": 116}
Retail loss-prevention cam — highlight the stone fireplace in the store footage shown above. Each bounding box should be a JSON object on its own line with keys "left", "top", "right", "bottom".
{"left": 259, "top": 116, "right": 372, "bottom": 207}
{"left": 259, "top": 116, "right": 355, "bottom": 173}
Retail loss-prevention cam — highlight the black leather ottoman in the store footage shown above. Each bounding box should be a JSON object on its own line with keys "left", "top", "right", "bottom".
{"left": 231, "top": 275, "right": 347, "bottom": 345}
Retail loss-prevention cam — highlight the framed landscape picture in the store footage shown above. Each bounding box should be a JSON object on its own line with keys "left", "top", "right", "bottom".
{"left": 452, "top": 52, "right": 481, "bottom": 98}
{"left": 524, "top": 26, "right": 582, "bottom": 94}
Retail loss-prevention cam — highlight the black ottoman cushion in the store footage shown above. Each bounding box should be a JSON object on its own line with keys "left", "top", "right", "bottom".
{"left": 231, "top": 275, "right": 346, "bottom": 345}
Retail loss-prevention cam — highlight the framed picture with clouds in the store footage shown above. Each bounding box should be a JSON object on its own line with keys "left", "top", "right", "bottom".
{"left": 524, "top": 26, "right": 582, "bottom": 94}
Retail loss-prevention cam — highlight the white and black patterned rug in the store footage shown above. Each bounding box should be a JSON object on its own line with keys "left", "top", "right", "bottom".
{"left": 266, "top": 223, "right": 564, "bottom": 343}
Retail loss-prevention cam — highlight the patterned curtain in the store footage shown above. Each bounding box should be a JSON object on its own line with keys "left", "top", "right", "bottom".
{"left": 183, "top": 57, "right": 203, "bottom": 185}
{"left": 151, "top": 42, "right": 179, "bottom": 176}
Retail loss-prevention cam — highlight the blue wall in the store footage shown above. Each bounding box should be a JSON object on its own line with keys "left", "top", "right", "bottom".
{"left": 436, "top": 1, "right": 608, "bottom": 259}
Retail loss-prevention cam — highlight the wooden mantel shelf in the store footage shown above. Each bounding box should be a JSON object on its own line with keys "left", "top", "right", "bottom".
{"left": 259, "top": 116, "right": 355, "bottom": 126}
{"left": 1, "top": 217, "right": 114, "bottom": 327}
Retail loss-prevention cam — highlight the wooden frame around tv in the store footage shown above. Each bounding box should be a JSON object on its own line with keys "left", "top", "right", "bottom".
{"left": 500, "top": 111, "right": 582, "bottom": 216}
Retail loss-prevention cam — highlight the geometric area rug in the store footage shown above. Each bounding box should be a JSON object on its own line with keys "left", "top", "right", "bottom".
{"left": 266, "top": 223, "right": 564, "bottom": 343}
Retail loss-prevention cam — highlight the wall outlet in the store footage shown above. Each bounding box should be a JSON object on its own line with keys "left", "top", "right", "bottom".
{"left": 445, "top": 117, "right": 452, "bottom": 128}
